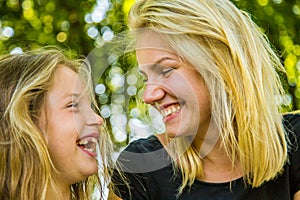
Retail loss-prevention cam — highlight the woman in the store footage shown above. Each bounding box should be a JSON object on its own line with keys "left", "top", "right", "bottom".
{"left": 109, "top": 0, "right": 300, "bottom": 199}
{"left": 0, "top": 48, "right": 112, "bottom": 199}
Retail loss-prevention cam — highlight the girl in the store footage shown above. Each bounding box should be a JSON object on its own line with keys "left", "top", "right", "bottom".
{"left": 0, "top": 48, "right": 112, "bottom": 199}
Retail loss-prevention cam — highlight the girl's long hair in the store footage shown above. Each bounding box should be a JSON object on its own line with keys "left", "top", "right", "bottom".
{"left": 0, "top": 48, "right": 112, "bottom": 199}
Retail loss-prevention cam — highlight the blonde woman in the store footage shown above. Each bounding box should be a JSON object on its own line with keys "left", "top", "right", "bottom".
{"left": 109, "top": 0, "right": 300, "bottom": 199}
{"left": 0, "top": 49, "right": 112, "bottom": 199}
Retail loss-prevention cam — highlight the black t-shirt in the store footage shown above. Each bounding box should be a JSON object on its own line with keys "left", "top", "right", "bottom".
{"left": 111, "top": 114, "right": 300, "bottom": 200}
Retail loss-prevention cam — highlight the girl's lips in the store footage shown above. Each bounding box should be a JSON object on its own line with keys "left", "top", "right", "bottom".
{"left": 77, "top": 137, "right": 98, "bottom": 158}
{"left": 78, "top": 146, "right": 97, "bottom": 158}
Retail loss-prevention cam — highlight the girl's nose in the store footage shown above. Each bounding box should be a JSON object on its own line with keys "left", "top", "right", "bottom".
{"left": 86, "top": 109, "right": 104, "bottom": 126}
{"left": 142, "top": 82, "right": 165, "bottom": 105}
{"left": 94, "top": 113, "right": 103, "bottom": 125}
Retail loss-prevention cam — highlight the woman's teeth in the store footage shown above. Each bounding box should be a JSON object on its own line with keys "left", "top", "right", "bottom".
{"left": 161, "top": 105, "right": 180, "bottom": 117}
{"left": 77, "top": 137, "right": 98, "bottom": 153}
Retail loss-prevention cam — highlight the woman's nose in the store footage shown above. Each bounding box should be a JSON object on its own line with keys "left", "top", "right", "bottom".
{"left": 143, "top": 82, "right": 165, "bottom": 105}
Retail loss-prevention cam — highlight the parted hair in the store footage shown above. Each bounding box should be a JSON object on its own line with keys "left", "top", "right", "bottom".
{"left": 128, "top": 0, "right": 289, "bottom": 194}
{"left": 0, "top": 48, "right": 112, "bottom": 199}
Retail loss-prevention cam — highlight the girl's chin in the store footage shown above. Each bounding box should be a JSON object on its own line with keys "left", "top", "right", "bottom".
{"left": 81, "top": 165, "right": 98, "bottom": 178}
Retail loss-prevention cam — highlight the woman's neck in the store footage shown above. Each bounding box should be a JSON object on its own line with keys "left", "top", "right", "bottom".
{"left": 200, "top": 140, "right": 243, "bottom": 183}
{"left": 156, "top": 132, "right": 243, "bottom": 183}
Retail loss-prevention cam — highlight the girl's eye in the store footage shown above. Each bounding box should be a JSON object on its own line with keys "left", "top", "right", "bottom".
{"left": 161, "top": 68, "right": 173, "bottom": 76}
{"left": 68, "top": 102, "right": 78, "bottom": 108}
{"left": 91, "top": 103, "right": 97, "bottom": 112}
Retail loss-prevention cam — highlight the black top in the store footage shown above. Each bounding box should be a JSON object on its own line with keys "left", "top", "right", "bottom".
{"left": 111, "top": 114, "right": 300, "bottom": 200}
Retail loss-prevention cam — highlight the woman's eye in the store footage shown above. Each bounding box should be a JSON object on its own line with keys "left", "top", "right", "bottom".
{"left": 139, "top": 74, "right": 148, "bottom": 83}
{"left": 161, "top": 68, "right": 173, "bottom": 76}
{"left": 142, "top": 77, "right": 148, "bottom": 83}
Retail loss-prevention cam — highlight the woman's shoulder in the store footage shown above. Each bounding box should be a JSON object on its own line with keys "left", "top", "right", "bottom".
{"left": 283, "top": 112, "right": 300, "bottom": 156}
{"left": 116, "top": 134, "right": 171, "bottom": 173}
{"left": 123, "top": 135, "right": 163, "bottom": 153}
{"left": 282, "top": 112, "right": 300, "bottom": 196}
{"left": 283, "top": 111, "right": 300, "bottom": 124}
{"left": 283, "top": 112, "right": 300, "bottom": 139}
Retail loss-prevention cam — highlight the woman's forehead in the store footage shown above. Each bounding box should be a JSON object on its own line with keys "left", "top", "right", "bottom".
{"left": 136, "top": 30, "right": 171, "bottom": 51}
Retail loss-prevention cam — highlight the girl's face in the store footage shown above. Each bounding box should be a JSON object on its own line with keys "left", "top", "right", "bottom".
{"left": 136, "top": 32, "right": 212, "bottom": 139}
{"left": 38, "top": 66, "right": 103, "bottom": 186}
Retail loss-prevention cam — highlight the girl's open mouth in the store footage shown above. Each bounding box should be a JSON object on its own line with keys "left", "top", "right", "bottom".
{"left": 76, "top": 137, "right": 98, "bottom": 158}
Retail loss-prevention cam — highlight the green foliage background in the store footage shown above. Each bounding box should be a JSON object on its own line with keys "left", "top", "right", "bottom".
{"left": 1, "top": 0, "right": 300, "bottom": 146}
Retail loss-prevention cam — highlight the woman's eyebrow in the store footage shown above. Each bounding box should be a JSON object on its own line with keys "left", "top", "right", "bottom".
{"left": 138, "top": 57, "right": 173, "bottom": 74}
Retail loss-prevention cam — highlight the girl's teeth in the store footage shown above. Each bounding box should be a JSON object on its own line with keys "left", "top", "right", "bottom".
{"left": 77, "top": 137, "right": 98, "bottom": 154}
{"left": 85, "top": 147, "right": 95, "bottom": 153}
{"left": 77, "top": 137, "right": 97, "bottom": 145}
{"left": 79, "top": 140, "right": 88, "bottom": 145}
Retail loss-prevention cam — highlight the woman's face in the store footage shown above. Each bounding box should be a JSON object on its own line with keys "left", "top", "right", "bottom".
{"left": 38, "top": 65, "right": 103, "bottom": 186}
{"left": 136, "top": 32, "right": 211, "bottom": 138}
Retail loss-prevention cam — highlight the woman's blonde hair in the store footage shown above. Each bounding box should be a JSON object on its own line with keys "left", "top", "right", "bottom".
{"left": 128, "top": 0, "right": 289, "bottom": 194}
{"left": 0, "top": 48, "right": 112, "bottom": 199}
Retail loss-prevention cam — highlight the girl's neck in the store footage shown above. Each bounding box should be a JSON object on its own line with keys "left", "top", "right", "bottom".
{"left": 46, "top": 182, "right": 71, "bottom": 200}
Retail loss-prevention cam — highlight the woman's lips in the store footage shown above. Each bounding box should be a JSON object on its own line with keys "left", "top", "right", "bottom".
{"left": 157, "top": 103, "right": 183, "bottom": 122}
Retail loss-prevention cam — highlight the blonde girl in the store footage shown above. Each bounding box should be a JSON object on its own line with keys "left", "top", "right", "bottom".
{"left": 0, "top": 48, "right": 112, "bottom": 199}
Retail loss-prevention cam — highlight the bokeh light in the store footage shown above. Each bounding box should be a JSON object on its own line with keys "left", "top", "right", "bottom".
{"left": 1, "top": 0, "right": 300, "bottom": 149}
{"left": 2, "top": 27, "right": 14, "bottom": 38}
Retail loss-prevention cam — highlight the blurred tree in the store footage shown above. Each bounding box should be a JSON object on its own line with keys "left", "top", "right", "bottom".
{"left": 0, "top": 0, "right": 94, "bottom": 54}
{"left": 1, "top": 0, "right": 300, "bottom": 148}
{"left": 232, "top": 0, "right": 300, "bottom": 111}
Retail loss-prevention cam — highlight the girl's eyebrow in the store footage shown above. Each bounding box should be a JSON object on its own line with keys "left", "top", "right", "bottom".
{"left": 60, "top": 93, "right": 81, "bottom": 100}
